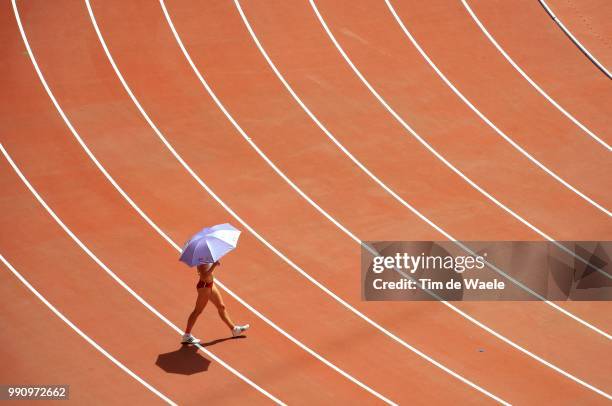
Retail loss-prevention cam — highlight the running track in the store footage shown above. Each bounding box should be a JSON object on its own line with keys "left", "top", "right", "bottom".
{"left": 1, "top": 0, "right": 610, "bottom": 404}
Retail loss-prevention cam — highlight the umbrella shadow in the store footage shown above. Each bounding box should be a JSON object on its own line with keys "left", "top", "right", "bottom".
{"left": 156, "top": 346, "right": 211, "bottom": 375}
{"left": 155, "top": 336, "right": 247, "bottom": 375}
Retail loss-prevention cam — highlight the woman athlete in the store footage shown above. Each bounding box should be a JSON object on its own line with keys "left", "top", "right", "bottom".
{"left": 182, "top": 260, "right": 249, "bottom": 344}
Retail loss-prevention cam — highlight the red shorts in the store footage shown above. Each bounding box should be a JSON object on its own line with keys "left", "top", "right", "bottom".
{"left": 196, "top": 280, "right": 214, "bottom": 289}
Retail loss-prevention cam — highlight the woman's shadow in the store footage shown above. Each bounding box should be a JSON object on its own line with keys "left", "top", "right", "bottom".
{"left": 156, "top": 336, "right": 246, "bottom": 375}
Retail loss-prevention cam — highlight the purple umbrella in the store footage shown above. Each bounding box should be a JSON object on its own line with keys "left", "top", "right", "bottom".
{"left": 179, "top": 223, "right": 241, "bottom": 267}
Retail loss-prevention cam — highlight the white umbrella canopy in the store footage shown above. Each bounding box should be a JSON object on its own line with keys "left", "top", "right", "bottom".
{"left": 179, "top": 223, "right": 241, "bottom": 267}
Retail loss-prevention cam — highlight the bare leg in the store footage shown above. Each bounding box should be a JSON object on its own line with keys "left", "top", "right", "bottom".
{"left": 185, "top": 286, "right": 211, "bottom": 334}
{"left": 209, "top": 284, "right": 235, "bottom": 330}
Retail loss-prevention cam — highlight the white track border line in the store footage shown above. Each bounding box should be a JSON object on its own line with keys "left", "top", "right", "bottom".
{"left": 537, "top": 0, "right": 612, "bottom": 79}
{"left": 231, "top": 0, "right": 611, "bottom": 335}
{"left": 162, "top": 0, "right": 608, "bottom": 400}
{"left": 309, "top": 0, "right": 611, "bottom": 218}
{"left": 0, "top": 254, "right": 177, "bottom": 406}
{"left": 0, "top": 143, "right": 284, "bottom": 406}
{"left": 460, "top": 0, "right": 611, "bottom": 151}
{"left": 13, "top": 1, "right": 393, "bottom": 403}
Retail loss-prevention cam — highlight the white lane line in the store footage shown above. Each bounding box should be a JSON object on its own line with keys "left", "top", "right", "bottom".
{"left": 227, "top": 0, "right": 611, "bottom": 396}
{"left": 0, "top": 254, "right": 177, "bottom": 406}
{"left": 0, "top": 144, "right": 284, "bottom": 406}
{"left": 230, "top": 0, "right": 610, "bottom": 336}
{"left": 84, "top": 2, "right": 395, "bottom": 404}
{"left": 386, "top": 0, "right": 612, "bottom": 277}
{"left": 88, "top": 0, "right": 498, "bottom": 401}
{"left": 310, "top": 0, "right": 611, "bottom": 217}
{"left": 307, "top": 0, "right": 612, "bottom": 280}
{"left": 10, "top": 4, "right": 285, "bottom": 403}
{"left": 537, "top": 0, "right": 612, "bottom": 79}
{"left": 12, "top": 2, "right": 392, "bottom": 403}
{"left": 460, "top": 0, "right": 611, "bottom": 150}
{"left": 88, "top": 0, "right": 502, "bottom": 402}
{"left": 163, "top": 0, "right": 611, "bottom": 399}
{"left": 52, "top": 0, "right": 606, "bottom": 399}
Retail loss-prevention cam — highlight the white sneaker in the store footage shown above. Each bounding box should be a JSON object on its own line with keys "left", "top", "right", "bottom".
{"left": 232, "top": 324, "right": 250, "bottom": 337}
{"left": 181, "top": 333, "right": 201, "bottom": 344}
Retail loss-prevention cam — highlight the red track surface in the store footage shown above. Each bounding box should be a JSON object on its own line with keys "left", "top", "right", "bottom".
{"left": 1, "top": 0, "right": 610, "bottom": 404}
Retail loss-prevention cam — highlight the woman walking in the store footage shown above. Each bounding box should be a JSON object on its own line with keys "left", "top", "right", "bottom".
{"left": 182, "top": 260, "right": 250, "bottom": 344}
